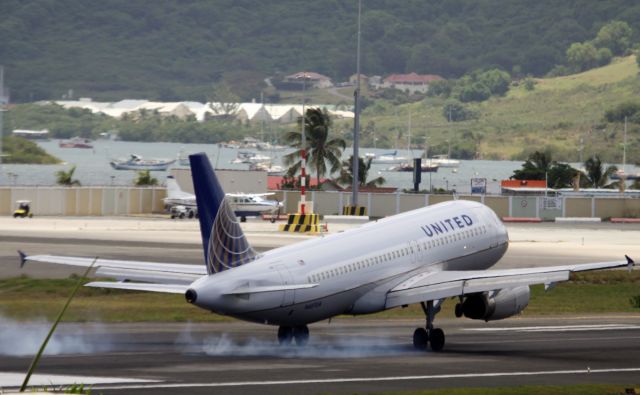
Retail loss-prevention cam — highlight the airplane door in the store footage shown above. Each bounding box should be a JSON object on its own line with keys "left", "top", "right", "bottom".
{"left": 409, "top": 240, "right": 421, "bottom": 264}
{"left": 275, "top": 264, "right": 295, "bottom": 307}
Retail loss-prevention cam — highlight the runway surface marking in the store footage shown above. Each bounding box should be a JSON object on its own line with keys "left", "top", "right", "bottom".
{"left": 0, "top": 372, "right": 159, "bottom": 388}
{"left": 92, "top": 367, "right": 640, "bottom": 391}
{"left": 464, "top": 324, "right": 640, "bottom": 332}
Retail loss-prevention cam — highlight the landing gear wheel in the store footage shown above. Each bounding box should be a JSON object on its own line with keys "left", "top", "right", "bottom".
{"left": 455, "top": 303, "right": 463, "bottom": 318}
{"left": 240, "top": 216, "right": 247, "bottom": 223}
{"left": 293, "top": 325, "right": 309, "bottom": 346}
{"left": 277, "top": 326, "right": 293, "bottom": 345}
{"left": 413, "top": 328, "right": 428, "bottom": 350}
{"left": 429, "top": 328, "right": 445, "bottom": 351}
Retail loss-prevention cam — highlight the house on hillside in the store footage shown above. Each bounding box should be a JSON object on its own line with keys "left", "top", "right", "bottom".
{"left": 283, "top": 72, "right": 333, "bottom": 89}
{"left": 380, "top": 73, "right": 444, "bottom": 94}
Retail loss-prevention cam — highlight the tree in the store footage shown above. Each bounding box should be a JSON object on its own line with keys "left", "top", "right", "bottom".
{"left": 55, "top": 166, "right": 81, "bottom": 186}
{"left": 566, "top": 42, "right": 598, "bottom": 71}
{"left": 547, "top": 163, "right": 579, "bottom": 188}
{"left": 442, "top": 100, "right": 477, "bottom": 122}
{"left": 604, "top": 101, "right": 640, "bottom": 122}
{"left": 134, "top": 170, "right": 158, "bottom": 186}
{"left": 511, "top": 151, "right": 579, "bottom": 188}
{"left": 511, "top": 151, "right": 552, "bottom": 180}
{"left": 282, "top": 108, "right": 346, "bottom": 186}
{"left": 478, "top": 69, "right": 511, "bottom": 96}
{"left": 459, "top": 81, "right": 491, "bottom": 102}
{"left": 336, "top": 155, "right": 385, "bottom": 188}
{"left": 583, "top": 156, "right": 618, "bottom": 188}
{"left": 593, "top": 20, "right": 633, "bottom": 56}
{"left": 596, "top": 47, "right": 613, "bottom": 67}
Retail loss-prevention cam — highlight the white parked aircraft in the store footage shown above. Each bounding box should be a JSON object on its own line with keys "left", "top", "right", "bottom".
{"left": 163, "top": 175, "right": 282, "bottom": 222}
{"left": 20, "top": 153, "right": 634, "bottom": 351}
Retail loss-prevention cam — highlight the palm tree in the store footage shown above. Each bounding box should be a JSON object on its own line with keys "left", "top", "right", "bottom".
{"left": 511, "top": 151, "right": 552, "bottom": 180}
{"left": 134, "top": 170, "right": 158, "bottom": 186}
{"left": 55, "top": 166, "right": 81, "bottom": 186}
{"left": 337, "top": 155, "right": 385, "bottom": 188}
{"left": 282, "top": 108, "right": 346, "bottom": 186}
{"left": 583, "top": 155, "right": 618, "bottom": 188}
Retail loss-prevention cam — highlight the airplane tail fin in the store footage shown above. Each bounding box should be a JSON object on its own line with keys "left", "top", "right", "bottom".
{"left": 166, "top": 175, "right": 183, "bottom": 198}
{"left": 189, "top": 153, "right": 257, "bottom": 274}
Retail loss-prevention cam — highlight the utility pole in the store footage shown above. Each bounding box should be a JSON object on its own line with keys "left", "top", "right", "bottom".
{"left": 0, "top": 66, "right": 7, "bottom": 184}
{"left": 351, "top": 0, "right": 362, "bottom": 208}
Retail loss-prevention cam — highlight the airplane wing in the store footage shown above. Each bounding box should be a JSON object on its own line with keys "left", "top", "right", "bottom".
{"left": 385, "top": 256, "right": 634, "bottom": 309}
{"left": 19, "top": 252, "right": 206, "bottom": 290}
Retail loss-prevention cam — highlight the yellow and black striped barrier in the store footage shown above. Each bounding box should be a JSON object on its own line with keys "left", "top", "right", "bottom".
{"left": 279, "top": 213, "right": 322, "bottom": 233}
{"left": 342, "top": 205, "right": 367, "bottom": 216}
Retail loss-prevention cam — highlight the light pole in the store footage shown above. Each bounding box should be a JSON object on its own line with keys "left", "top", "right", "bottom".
{"left": 0, "top": 66, "right": 6, "bottom": 184}
{"left": 351, "top": 0, "right": 362, "bottom": 209}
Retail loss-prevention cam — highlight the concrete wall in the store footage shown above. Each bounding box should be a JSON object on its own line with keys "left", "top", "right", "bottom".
{"left": 2, "top": 185, "right": 640, "bottom": 220}
{"left": 0, "top": 187, "right": 166, "bottom": 216}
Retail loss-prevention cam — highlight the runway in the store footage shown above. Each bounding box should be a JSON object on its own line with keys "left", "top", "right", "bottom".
{"left": 1, "top": 318, "right": 639, "bottom": 393}
{"left": 1, "top": 217, "right": 640, "bottom": 393}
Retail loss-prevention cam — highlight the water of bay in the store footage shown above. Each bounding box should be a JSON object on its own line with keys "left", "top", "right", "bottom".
{"left": 0, "top": 140, "right": 635, "bottom": 194}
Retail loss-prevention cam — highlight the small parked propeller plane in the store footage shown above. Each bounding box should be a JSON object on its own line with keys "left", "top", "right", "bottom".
{"left": 20, "top": 153, "right": 634, "bottom": 351}
{"left": 163, "top": 175, "right": 282, "bottom": 221}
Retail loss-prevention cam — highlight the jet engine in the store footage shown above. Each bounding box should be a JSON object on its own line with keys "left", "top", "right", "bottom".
{"left": 456, "top": 286, "right": 530, "bottom": 321}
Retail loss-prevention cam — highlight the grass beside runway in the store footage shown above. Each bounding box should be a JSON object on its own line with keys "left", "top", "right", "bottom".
{"left": 0, "top": 271, "right": 639, "bottom": 322}
{"left": 382, "top": 383, "right": 639, "bottom": 395}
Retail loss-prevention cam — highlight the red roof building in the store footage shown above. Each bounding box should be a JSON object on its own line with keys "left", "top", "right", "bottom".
{"left": 381, "top": 72, "right": 444, "bottom": 94}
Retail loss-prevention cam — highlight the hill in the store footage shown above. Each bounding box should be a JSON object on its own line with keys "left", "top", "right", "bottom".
{"left": 1, "top": 0, "right": 640, "bottom": 102}
{"left": 352, "top": 55, "right": 640, "bottom": 162}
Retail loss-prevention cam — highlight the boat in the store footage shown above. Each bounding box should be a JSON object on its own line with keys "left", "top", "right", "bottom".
{"left": 110, "top": 154, "right": 175, "bottom": 171}
{"left": 59, "top": 137, "right": 93, "bottom": 149}
{"left": 367, "top": 151, "right": 408, "bottom": 165}
{"left": 611, "top": 170, "right": 640, "bottom": 180}
{"left": 231, "top": 151, "right": 272, "bottom": 164}
{"left": 249, "top": 162, "right": 286, "bottom": 176}
{"left": 387, "top": 162, "right": 439, "bottom": 173}
{"left": 429, "top": 154, "right": 460, "bottom": 168}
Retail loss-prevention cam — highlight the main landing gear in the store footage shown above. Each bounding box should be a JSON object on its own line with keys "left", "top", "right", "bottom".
{"left": 277, "top": 325, "right": 309, "bottom": 346}
{"left": 413, "top": 300, "right": 445, "bottom": 352}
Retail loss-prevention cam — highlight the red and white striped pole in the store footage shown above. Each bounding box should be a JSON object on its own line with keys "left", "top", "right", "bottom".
{"left": 300, "top": 146, "right": 306, "bottom": 214}
{"left": 299, "top": 73, "right": 308, "bottom": 215}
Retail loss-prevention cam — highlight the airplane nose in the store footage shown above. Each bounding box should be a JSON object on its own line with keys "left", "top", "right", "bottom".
{"left": 185, "top": 288, "right": 198, "bottom": 304}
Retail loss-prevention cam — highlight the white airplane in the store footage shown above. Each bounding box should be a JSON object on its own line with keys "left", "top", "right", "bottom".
{"left": 20, "top": 153, "right": 634, "bottom": 351}
{"left": 225, "top": 193, "right": 282, "bottom": 222}
{"left": 163, "top": 175, "right": 282, "bottom": 222}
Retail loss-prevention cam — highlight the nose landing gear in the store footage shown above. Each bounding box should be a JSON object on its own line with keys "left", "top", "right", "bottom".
{"left": 277, "top": 325, "right": 309, "bottom": 346}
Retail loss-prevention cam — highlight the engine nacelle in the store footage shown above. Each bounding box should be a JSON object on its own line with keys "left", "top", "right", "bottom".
{"left": 459, "top": 286, "right": 530, "bottom": 321}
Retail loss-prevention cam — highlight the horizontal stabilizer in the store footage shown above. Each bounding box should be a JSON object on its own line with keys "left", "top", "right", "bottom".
{"left": 223, "top": 283, "right": 318, "bottom": 295}
{"left": 85, "top": 281, "right": 188, "bottom": 294}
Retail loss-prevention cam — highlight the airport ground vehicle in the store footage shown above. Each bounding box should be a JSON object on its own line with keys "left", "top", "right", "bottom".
{"left": 13, "top": 200, "right": 33, "bottom": 218}
{"left": 170, "top": 205, "right": 197, "bottom": 219}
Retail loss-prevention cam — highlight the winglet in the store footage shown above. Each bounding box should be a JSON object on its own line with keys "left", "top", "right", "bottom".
{"left": 18, "top": 250, "right": 27, "bottom": 268}
{"left": 625, "top": 255, "right": 635, "bottom": 272}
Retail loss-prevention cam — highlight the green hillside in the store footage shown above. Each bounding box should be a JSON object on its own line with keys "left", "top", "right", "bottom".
{"left": 348, "top": 55, "right": 640, "bottom": 162}
{"left": 1, "top": 136, "right": 60, "bottom": 164}
{"left": 2, "top": 0, "right": 640, "bottom": 102}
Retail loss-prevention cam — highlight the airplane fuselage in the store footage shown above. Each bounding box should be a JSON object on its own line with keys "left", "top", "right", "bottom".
{"left": 189, "top": 200, "right": 509, "bottom": 326}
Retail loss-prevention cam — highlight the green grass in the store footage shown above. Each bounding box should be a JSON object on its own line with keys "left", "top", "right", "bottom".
{"left": 1, "top": 271, "right": 639, "bottom": 322}
{"left": 378, "top": 383, "right": 639, "bottom": 395}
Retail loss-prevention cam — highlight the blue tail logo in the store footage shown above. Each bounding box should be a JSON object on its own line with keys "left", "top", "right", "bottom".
{"left": 189, "top": 153, "right": 257, "bottom": 274}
